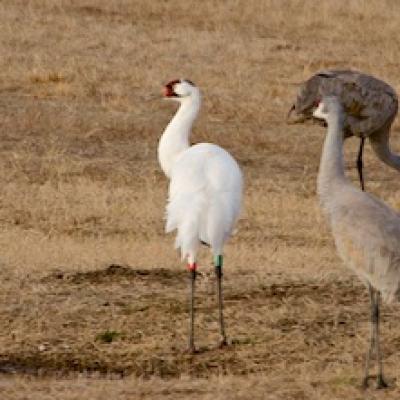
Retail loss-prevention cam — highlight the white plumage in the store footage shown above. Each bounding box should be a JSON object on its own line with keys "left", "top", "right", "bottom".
{"left": 314, "top": 96, "right": 400, "bottom": 389}
{"left": 167, "top": 143, "right": 242, "bottom": 263}
{"left": 158, "top": 79, "right": 243, "bottom": 352}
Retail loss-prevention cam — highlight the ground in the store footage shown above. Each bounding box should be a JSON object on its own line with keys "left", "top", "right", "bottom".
{"left": 0, "top": 1, "right": 400, "bottom": 399}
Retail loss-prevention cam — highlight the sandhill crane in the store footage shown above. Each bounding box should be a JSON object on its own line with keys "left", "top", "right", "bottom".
{"left": 288, "top": 70, "right": 399, "bottom": 191}
{"left": 158, "top": 79, "right": 243, "bottom": 353}
{"left": 313, "top": 96, "right": 400, "bottom": 389}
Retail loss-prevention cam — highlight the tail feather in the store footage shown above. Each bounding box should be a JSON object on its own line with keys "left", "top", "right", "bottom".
{"left": 166, "top": 192, "right": 206, "bottom": 261}
{"left": 206, "top": 193, "right": 238, "bottom": 254}
{"left": 166, "top": 189, "right": 241, "bottom": 261}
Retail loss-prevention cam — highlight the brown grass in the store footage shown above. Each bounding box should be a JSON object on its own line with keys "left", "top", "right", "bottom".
{"left": 1, "top": 0, "right": 400, "bottom": 398}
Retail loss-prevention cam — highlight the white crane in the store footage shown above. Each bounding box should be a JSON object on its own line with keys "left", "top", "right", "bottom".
{"left": 313, "top": 96, "right": 400, "bottom": 389}
{"left": 288, "top": 70, "right": 399, "bottom": 191}
{"left": 158, "top": 79, "right": 243, "bottom": 353}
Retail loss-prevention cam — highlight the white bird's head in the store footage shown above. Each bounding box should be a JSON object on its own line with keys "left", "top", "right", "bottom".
{"left": 312, "top": 96, "right": 345, "bottom": 123}
{"left": 163, "top": 79, "right": 199, "bottom": 102}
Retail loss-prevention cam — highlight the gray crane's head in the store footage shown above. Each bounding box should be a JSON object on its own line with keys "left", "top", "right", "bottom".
{"left": 287, "top": 71, "right": 358, "bottom": 135}
{"left": 287, "top": 73, "right": 327, "bottom": 124}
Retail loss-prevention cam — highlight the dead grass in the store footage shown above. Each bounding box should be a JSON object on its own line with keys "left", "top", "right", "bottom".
{"left": 0, "top": 0, "right": 400, "bottom": 398}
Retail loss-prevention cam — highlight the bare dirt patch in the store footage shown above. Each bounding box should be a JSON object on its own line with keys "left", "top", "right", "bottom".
{"left": 42, "top": 264, "right": 187, "bottom": 285}
{"left": 0, "top": 267, "right": 380, "bottom": 382}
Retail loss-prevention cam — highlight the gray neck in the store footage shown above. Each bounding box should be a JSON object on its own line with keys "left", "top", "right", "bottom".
{"left": 369, "top": 126, "right": 400, "bottom": 171}
{"left": 317, "top": 111, "right": 349, "bottom": 206}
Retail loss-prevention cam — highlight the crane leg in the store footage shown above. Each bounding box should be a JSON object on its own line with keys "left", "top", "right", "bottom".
{"left": 362, "top": 285, "right": 388, "bottom": 389}
{"left": 362, "top": 284, "right": 376, "bottom": 388}
{"left": 215, "top": 255, "right": 227, "bottom": 348}
{"left": 187, "top": 263, "right": 197, "bottom": 354}
{"left": 373, "top": 291, "right": 388, "bottom": 389}
{"left": 357, "top": 137, "right": 365, "bottom": 191}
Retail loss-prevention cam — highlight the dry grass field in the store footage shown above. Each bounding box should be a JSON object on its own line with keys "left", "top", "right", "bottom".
{"left": 1, "top": 0, "right": 400, "bottom": 398}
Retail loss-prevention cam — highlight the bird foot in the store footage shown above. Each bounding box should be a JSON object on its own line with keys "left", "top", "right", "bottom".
{"left": 362, "top": 375, "right": 389, "bottom": 390}
{"left": 362, "top": 375, "right": 370, "bottom": 390}
{"left": 184, "top": 346, "right": 198, "bottom": 355}
{"left": 376, "top": 375, "right": 388, "bottom": 389}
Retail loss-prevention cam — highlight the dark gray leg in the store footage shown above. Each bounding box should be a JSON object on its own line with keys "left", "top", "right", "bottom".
{"left": 362, "top": 284, "right": 376, "bottom": 388}
{"left": 188, "top": 265, "right": 197, "bottom": 353}
{"left": 215, "top": 255, "right": 227, "bottom": 347}
{"left": 374, "top": 291, "right": 388, "bottom": 389}
{"left": 357, "top": 137, "right": 365, "bottom": 191}
{"left": 362, "top": 285, "right": 388, "bottom": 389}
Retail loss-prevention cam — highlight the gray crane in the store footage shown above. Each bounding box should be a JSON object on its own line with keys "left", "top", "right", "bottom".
{"left": 314, "top": 96, "right": 400, "bottom": 389}
{"left": 288, "top": 70, "right": 399, "bottom": 190}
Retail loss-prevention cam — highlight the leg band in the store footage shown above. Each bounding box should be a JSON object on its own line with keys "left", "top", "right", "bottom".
{"left": 187, "top": 262, "right": 197, "bottom": 271}
{"left": 214, "top": 255, "right": 223, "bottom": 268}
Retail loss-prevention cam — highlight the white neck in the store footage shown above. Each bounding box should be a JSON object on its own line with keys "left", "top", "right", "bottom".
{"left": 158, "top": 92, "right": 201, "bottom": 178}
{"left": 317, "top": 110, "right": 350, "bottom": 209}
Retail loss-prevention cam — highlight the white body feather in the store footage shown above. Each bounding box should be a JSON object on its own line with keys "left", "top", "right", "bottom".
{"left": 167, "top": 143, "right": 242, "bottom": 262}
{"left": 158, "top": 81, "right": 243, "bottom": 264}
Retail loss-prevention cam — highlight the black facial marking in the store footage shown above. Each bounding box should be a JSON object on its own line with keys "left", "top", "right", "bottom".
{"left": 184, "top": 79, "right": 196, "bottom": 86}
{"left": 167, "top": 79, "right": 181, "bottom": 86}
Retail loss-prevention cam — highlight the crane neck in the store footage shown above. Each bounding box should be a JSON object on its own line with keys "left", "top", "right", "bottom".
{"left": 317, "top": 110, "right": 350, "bottom": 207}
{"left": 369, "top": 126, "right": 400, "bottom": 172}
{"left": 158, "top": 92, "right": 201, "bottom": 178}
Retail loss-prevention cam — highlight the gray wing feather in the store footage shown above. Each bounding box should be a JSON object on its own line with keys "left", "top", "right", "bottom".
{"left": 293, "top": 70, "right": 398, "bottom": 137}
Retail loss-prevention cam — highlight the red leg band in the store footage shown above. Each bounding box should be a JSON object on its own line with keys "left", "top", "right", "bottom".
{"left": 187, "top": 262, "right": 197, "bottom": 271}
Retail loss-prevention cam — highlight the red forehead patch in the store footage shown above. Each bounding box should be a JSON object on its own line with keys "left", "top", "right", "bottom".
{"left": 313, "top": 98, "right": 321, "bottom": 107}
{"left": 163, "top": 79, "right": 181, "bottom": 97}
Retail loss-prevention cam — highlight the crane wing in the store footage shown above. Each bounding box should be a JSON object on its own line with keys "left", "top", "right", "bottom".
{"left": 289, "top": 70, "right": 398, "bottom": 137}
{"left": 331, "top": 190, "right": 400, "bottom": 302}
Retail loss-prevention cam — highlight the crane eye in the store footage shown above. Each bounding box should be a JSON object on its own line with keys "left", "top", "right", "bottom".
{"left": 313, "top": 99, "right": 321, "bottom": 107}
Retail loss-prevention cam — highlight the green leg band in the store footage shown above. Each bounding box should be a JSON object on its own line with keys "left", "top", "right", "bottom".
{"left": 214, "top": 255, "right": 223, "bottom": 268}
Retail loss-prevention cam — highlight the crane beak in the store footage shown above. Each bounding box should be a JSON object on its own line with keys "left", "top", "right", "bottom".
{"left": 286, "top": 104, "right": 295, "bottom": 121}
{"left": 286, "top": 104, "right": 308, "bottom": 124}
